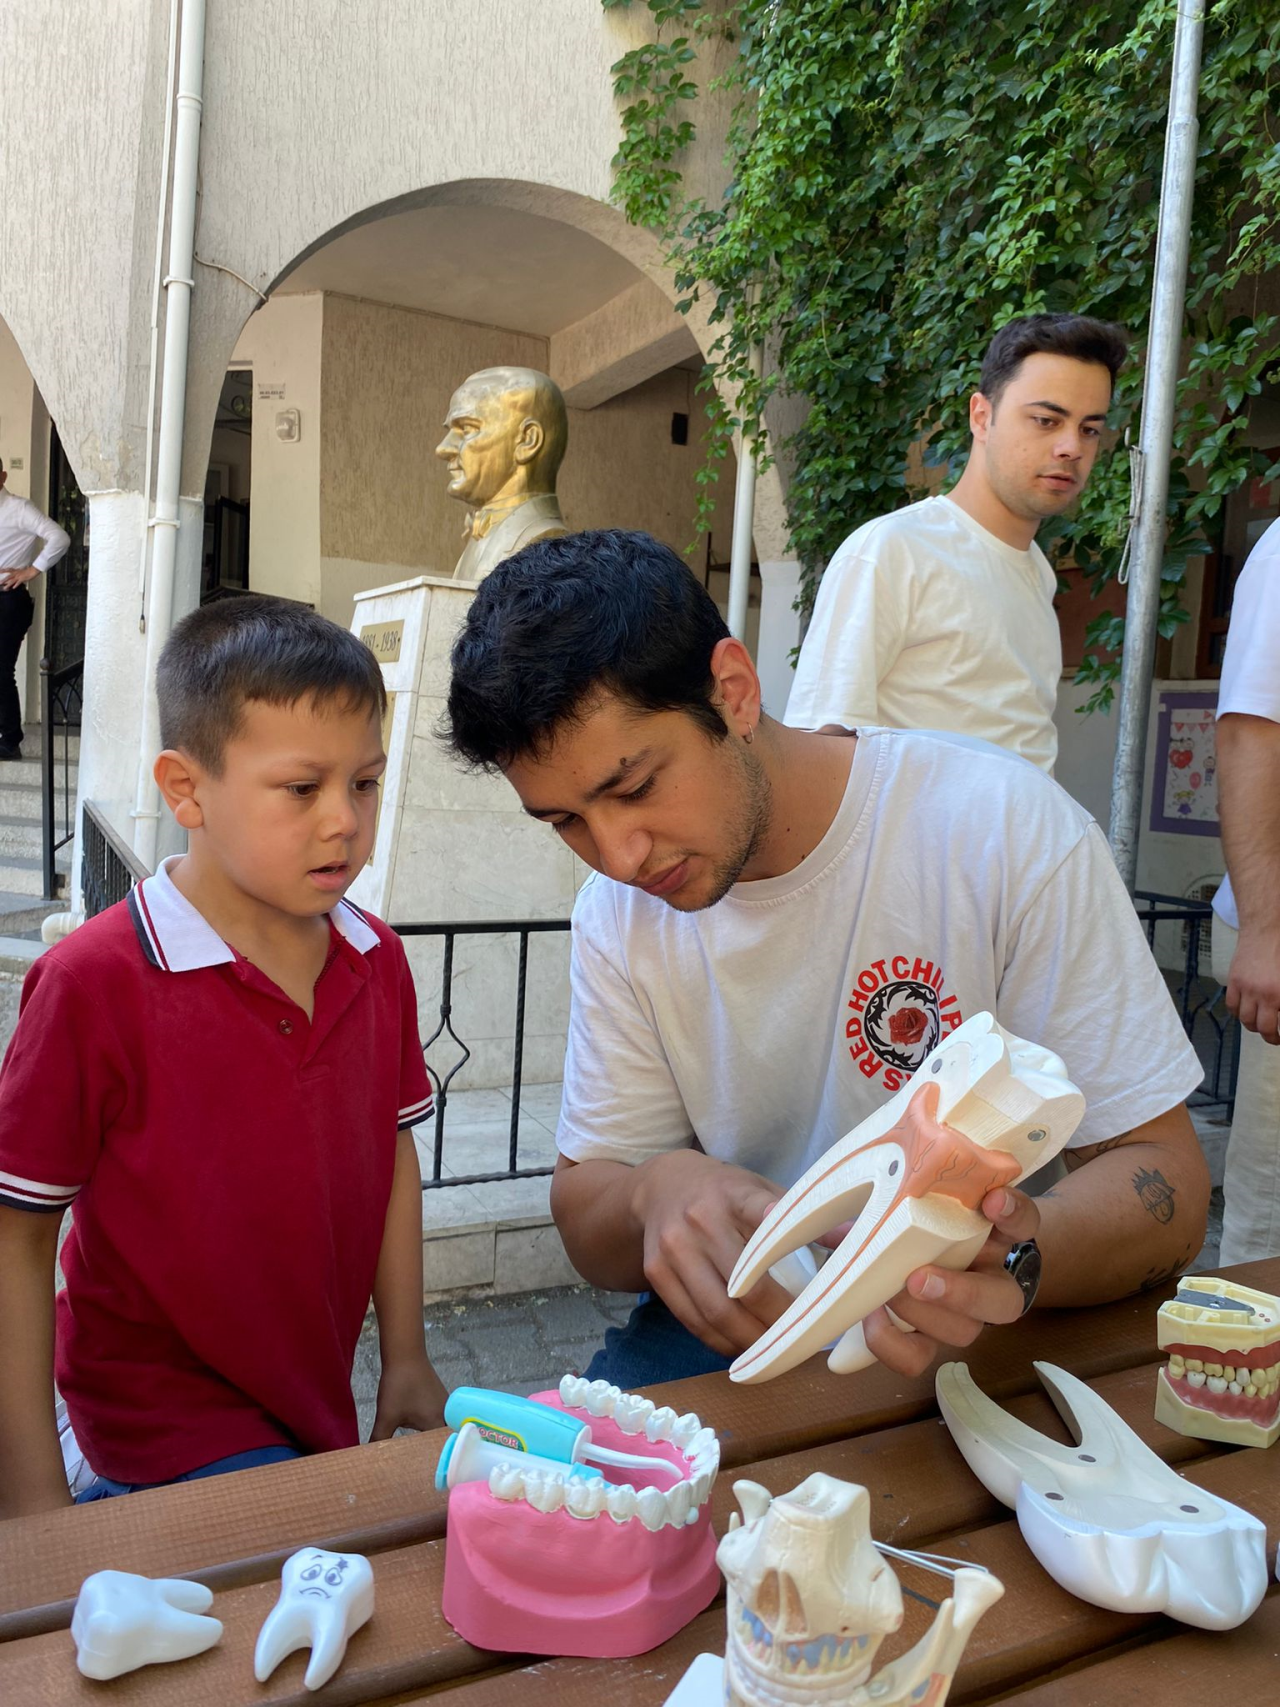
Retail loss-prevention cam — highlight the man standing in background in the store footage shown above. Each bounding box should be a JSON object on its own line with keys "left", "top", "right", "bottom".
{"left": 0, "top": 456, "right": 69, "bottom": 760}
{"left": 785, "top": 314, "right": 1127, "bottom": 773}
{"left": 1212, "top": 514, "right": 1280, "bottom": 1262}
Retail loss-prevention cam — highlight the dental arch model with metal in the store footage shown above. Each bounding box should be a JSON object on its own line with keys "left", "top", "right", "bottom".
{"left": 440, "top": 1375, "right": 721, "bottom": 1657}
{"left": 1155, "top": 1275, "right": 1280, "bottom": 1449}
{"left": 936, "top": 1359, "right": 1268, "bottom": 1631}
{"left": 729, "top": 1013, "right": 1085, "bottom": 1383}
{"left": 664, "top": 1473, "right": 1003, "bottom": 1707}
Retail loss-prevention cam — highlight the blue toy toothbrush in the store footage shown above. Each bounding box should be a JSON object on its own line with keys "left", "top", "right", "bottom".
{"left": 444, "top": 1388, "right": 682, "bottom": 1482}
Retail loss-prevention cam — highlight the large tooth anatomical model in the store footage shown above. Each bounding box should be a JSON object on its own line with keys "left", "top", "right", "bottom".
{"left": 441, "top": 1376, "right": 721, "bottom": 1657}
{"left": 1155, "top": 1275, "right": 1280, "bottom": 1449}
{"left": 936, "top": 1360, "right": 1268, "bottom": 1631}
{"left": 664, "top": 1474, "right": 1003, "bottom": 1707}
{"left": 729, "top": 1015, "right": 1084, "bottom": 1383}
{"left": 254, "top": 1548, "right": 374, "bottom": 1692}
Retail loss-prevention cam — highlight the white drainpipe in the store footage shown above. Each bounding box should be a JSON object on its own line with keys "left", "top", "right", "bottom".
{"left": 726, "top": 337, "right": 764, "bottom": 646}
{"left": 131, "top": 0, "right": 207, "bottom": 870}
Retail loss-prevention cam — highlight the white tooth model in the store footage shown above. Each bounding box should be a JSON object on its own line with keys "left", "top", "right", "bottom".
{"left": 729, "top": 1014, "right": 1084, "bottom": 1383}
{"left": 663, "top": 1474, "right": 1003, "bottom": 1707}
{"left": 70, "top": 1570, "right": 223, "bottom": 1681}
{"left": 1155, "top": 1275, "right": 1280, "bottom": 1449}
{"left": 254, "top": 1547, "right": 374, "bottom": 1692}
{"left": 936, "top": 1359, "right": 1269, "bottom": 1631}
{"left": 441, "top": 1376, "right": 721, "bottom": 1658}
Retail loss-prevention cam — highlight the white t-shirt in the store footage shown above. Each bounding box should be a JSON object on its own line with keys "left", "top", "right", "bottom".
{"left": 784, "top": 496, "right": 1062, "bottom": 773}
{"left": 1213, "top": 517, "right": 1280, "bottom": 931}
{"left": 557, "top": 728, "right": 1202, "bottom": 1187}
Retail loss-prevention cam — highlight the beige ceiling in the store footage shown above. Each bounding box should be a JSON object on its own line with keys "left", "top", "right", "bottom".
{"left": 279, "top": 205, "right": 643, "bottom": 337}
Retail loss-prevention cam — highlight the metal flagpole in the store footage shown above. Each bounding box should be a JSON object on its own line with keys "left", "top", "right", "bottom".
{"left": 1108, "top": 0, "right": 1207, "bottom": 891}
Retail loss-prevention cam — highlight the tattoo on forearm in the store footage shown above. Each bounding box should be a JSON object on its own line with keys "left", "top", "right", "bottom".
{"left": 1139, "top": 1247, "right": 1193, "bottom": 1293}
{"left": 1062, "top": 1133, "right": 1130, "bottom": 1172}
{"left": 1132, "top": 1166, "right": 1176, "bottom": 1224}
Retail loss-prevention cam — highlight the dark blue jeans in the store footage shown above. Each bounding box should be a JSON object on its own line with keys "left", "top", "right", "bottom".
{"left": 584, "top": 1292, "right": 733, "bottom": 1388}
{"left": 74, "top": 1443, "right": 302, "bottom": 1502}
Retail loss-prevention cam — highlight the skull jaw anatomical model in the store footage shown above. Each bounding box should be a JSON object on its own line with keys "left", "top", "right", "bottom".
{"left": 729, "top": 1013, "right": 1085, "bottom": 1384}
{"left": 664, "top": 1473, "right": 1002, "bottom": 1707}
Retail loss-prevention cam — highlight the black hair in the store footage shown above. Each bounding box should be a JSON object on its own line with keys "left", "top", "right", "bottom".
{"left": 979, "top": 313, "right": 1128, "bottom": 405}
{"left": 446, "top": 530, "right": 730, "bottom": 770}
{"left": 157, "top": 593, "right": 386, "bottom": 772}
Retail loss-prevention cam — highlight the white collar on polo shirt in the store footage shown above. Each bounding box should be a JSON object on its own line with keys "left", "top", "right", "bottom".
{"left": 127, "top": 854, "right": 380, "bottom": 973}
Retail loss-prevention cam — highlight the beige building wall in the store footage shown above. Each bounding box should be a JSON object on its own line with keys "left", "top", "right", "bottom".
{"left": 0, "top": 316, "right": 52, "bottom": 718}
{"left": 231, "top": 293, "right": 325, "bottom": 607}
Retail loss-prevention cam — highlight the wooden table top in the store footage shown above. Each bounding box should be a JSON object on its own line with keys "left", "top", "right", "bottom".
{"left": 2, "top": 1258, "right": 1277, "bottom": 1706}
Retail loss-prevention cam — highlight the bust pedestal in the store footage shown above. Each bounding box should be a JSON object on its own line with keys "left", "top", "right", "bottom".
{"left": 348, "top": 575, "right": 578, "bottom": 1089}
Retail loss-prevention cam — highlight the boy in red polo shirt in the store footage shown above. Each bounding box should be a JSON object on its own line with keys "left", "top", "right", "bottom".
{"left": 0, "top": 595, "right": 448, "bottom": 1515}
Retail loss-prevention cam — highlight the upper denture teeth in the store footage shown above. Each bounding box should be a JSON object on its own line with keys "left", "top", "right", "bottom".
{"left": 672, "top": 1412, "right": 703, "bottom": 1450}
{"left": 584, "top": 1380, "right": 617, "bottom": 1417}
{"left": 1251, "top": 1367, "right": 1268, "bottom": 1386}
{"left": 560, "top": 1375, "right": 589, "bottom": 1409}
{"left": 644, "top": 1406, "right": 679, "bottom": 1443}
{"left": 613, "top": 1394, "right": 649, "bottom": 1435}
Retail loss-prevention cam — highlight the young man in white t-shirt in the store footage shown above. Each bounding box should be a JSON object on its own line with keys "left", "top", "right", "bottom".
{"left": 785, "top": 314, "right": 1128, "bottom": 773}
{"left": 1211, "top": 515, "right": 1280, "bottom": 1261}
{"left": 447, "top": 531, "right": 1209, "bottom": 1387}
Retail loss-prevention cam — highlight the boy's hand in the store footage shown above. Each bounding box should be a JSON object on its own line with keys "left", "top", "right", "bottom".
{"left": 370, "top": 1352, "right": 449, "bottom": 1440}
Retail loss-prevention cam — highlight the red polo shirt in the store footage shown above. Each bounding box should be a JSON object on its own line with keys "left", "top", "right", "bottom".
{"left": 0, "top": 860, "right": 433, "bottom": 1485}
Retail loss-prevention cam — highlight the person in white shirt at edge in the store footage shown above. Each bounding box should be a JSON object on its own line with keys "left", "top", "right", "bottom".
{"left": 445, "top": 530, "right": 1209, "bottom": 1389}
{"left": 785, "top": 314, "right": 1129, "bottom": 774}
{"left": 0, "top": 456, "right": 70, "bottom": 760}
{"left": 1211, "top": 515, "right": 1280, "bottom": 1261}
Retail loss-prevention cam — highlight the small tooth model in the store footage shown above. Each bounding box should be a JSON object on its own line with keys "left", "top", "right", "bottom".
{"left": 663, "top": 1474, "right": 1002, "bottom": 1707}
{"left": 729, "top": 1014, "right": 1084, "bottom": 1383}
{"left": 1155, "top": 1275, "right": 1280, "bottom": 1449}
{"left": 254, "top": 1548, "right": 374, "bottom": 1692}
{"left": 440, "top": 1376, "right": 721, "bottom": 1657}
{"left": 936, "top": 1359, "right": 1268, "bottom": 1631}
{"left": 70, "top": 1570, "right": 222, "bottom": 1681}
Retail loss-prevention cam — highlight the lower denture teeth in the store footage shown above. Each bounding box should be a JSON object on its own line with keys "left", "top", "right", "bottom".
{"left": 636, "top": 1486, "right": 667, "bottom": 1532}
{"left": 1207, "top": 1376, "right": 1227, "bottom": 1395}
{"left": 1187, "top": 1370, "right": 1206, "bottom": 1388}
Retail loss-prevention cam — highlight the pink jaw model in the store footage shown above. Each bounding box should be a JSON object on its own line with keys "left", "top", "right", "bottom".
{"left": 728, "top": 1014, "right": 1084, "bottom": 1383}
{"left": 441, "top": 1376, "right": 721, "bottom": 1658}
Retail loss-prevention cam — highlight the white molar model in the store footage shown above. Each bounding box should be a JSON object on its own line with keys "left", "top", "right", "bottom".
{"left": 664, "top": 1474, "right": 1003, "bottom": 1707}
{"left": 441, "top": 1376, "right": 722, "bottom": 1657}
{"left": 936, "top": 1359, "right": 1269, "bottom": 1631}
{"left": 254, "top": 1548, "right": 374, "bottom": 1692}
{"left": 70, "top": 1570, "right": 223, "bottom": 1681}
{"left": 729, "top": 1014, "right": 1084, "bottom": 1383}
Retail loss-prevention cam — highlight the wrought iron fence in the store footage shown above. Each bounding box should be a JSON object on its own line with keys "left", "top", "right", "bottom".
{"left": 1133, "top": 890, "right": 1239, "bottom": 1113}
{"left": 40, "top": 657, "right": 84, "bottom": 898}
{"left": 82, "top": 801, "right": 152, "bottom": 918}
{"left": 392, "top": 920, "right": 571, "bottom": 1190}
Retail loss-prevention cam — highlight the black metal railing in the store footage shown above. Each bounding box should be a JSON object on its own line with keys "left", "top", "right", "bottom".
{"left": 1133, "top": 890, "right": 1239, "bottom": 1112}
{"left": 40, "top": 657, "right": 84, "bottom": 898}
{"left": 82, "top": 801, "right": 152, "bottom": 918}
{"left": 392, "top": 920, "right": 571, "bottom": 1189}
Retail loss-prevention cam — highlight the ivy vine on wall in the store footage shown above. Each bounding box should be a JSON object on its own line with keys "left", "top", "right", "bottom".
{"left": 603, "top": 0, "right": 1280, "bottom": 707}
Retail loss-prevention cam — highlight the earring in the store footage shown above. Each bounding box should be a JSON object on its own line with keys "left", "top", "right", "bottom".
{"left": 743, "top": 725, "right": 755, "bottom": 746}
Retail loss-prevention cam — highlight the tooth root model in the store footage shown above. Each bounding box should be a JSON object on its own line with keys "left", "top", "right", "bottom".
{"left": 440, "top": 1375, "right": 721, "bottom": 1658}
{"left": 1155, "top": 1276, "right": 1280, "bottom": 1449}
{"left": 729, "top": 1014, "right": 1084, "bottom": 1384}
{"left": 936, "top": 1359, "right": 1269, "bottom": 1631}
{"left": 663, "top": 1474, "right": 1002, "bottom": 1707}
{"left": 254, "top": 1548, "right": 374, "bottom": 1692}
{"left": 70, "top": 1570, "right": 223, "bottom": 1682}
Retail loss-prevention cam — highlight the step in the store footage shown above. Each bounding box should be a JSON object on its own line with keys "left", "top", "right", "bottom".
{"left": 0, "top": 891, "right": 68, "bottom": 937}
{"left": 17, "top": 727, "right": 81, "bottom": 761}
{"left": 0, "top": 850, "right": 72, "bottom": 897}
{"left": 0, "top": 817, "right": 49, "bottom": 859}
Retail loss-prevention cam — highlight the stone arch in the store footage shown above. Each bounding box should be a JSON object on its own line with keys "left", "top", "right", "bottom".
{"left": 187, "top": 178, "right": 790, "bottom": 563}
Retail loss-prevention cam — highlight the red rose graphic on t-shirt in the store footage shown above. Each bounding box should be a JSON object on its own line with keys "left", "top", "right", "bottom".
{"left": 888, "top": 1007, "right": 930, "bottom": 1046}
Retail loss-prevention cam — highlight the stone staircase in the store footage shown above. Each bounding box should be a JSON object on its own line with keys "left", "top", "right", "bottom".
{"left": 0, "top": 725, "right": 74, "bottom": 938}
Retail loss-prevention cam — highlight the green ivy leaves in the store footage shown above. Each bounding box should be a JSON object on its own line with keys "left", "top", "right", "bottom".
{"left": 604, "top": 0, "right": 1280, "bottom": 706}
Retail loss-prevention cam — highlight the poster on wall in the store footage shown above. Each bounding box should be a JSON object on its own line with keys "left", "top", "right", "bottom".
{"left": 1150, "top": 689, "right": 1219, "bottom": 835}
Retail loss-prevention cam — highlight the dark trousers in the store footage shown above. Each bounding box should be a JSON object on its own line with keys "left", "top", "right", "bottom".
{"left": 0, "top": 585, "right": 34, "bottom": 749}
